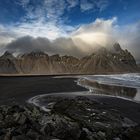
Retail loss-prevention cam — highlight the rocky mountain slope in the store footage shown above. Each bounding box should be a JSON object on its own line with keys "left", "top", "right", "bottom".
{"left": 0, "top": 43, "right": 138, "bottom": 74}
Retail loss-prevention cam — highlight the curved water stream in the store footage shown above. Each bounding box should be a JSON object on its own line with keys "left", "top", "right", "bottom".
{"left": 28, "top": 73, "right": 140, "bottom": 111}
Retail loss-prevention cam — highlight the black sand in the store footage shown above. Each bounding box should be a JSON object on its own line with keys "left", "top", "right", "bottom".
{"left": 0, "top": 76, "right": 86, "bottom": 104}
{"left": 0, "top": 75, "right": 140, "bottom": 124}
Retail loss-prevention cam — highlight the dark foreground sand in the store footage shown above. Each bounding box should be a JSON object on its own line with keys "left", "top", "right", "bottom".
{"left": 0, "top": 75, "right": 140, "bottom": 124}
{"left": 0, "top": 76, "right": 86, "bottom": 104}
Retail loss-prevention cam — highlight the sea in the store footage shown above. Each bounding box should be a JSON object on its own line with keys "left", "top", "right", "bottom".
{"left": 28, "top": 73, "right": 140, "bottom": 111}
{"left": 78, "top": 73, "right": 140, "bottom": 102}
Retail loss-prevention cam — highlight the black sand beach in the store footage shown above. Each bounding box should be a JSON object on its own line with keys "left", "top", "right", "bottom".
{"left": 0, "top": 75, "right": 140, "bottom": 123}
{"left": 0, "top": 75, "right": 140, "bottom": 140}
{"left": 0, "top": 76, "right": 86, "bottom": 105}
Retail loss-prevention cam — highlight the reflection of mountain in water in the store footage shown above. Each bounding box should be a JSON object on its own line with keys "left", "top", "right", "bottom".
{"left": 79, "top": 78, "right": 137, "bottom": 100}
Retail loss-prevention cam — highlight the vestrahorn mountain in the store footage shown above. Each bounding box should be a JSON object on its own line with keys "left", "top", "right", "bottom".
{"left": 0, "top": 43, "right": 138, "bottom": 74}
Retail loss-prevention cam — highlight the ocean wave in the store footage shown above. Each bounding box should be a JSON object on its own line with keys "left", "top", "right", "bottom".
{"left": 80, "top": 73, "right": 140, "bottom": 89}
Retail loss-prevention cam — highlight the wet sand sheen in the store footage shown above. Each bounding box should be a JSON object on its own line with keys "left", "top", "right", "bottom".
{"left": 77, "top": 78, "right": 140, "bottom": 103}
{"left": 0, "top": 74, "right": 140, "bottom": 123}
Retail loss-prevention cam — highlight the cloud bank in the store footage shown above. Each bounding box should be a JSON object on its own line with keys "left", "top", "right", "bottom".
{"left": 72, "top": 17, "right": 140, "bottom": 60}
{"left": 4, "top": 36, "right": 84, "bottom": 57}
{"left": 0, "top": 17, "right": 140, "bottom": 60}
{"left": 0, "top": 0, "right": 110, "bottom": 42}
{"left": 0, "top": 1, "right": 139, "bottom": 62}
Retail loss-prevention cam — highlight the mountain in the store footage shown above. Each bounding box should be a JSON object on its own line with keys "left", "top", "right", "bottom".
{"left": 0, "top": 51, "right": 18, "bottom": 74}
{"left": 78, "top": 43, "right": 137, "bottom": 73}
{"left": 0, "top": 43, "right": 138, "bottom": 74}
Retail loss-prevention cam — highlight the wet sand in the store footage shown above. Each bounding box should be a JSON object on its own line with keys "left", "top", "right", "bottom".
{"left": 0, "top": 75, "right": 140, "bottom": 123}
{"left": 0, "top": 76, "right": 86, "bottom": 104}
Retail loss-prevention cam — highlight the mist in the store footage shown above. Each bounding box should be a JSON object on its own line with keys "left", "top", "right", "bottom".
{"left": 3, "top": 36, "right": 86, "bottom": 57}
{"left": 0, "top": 18, "right": 139, "bottom": 61}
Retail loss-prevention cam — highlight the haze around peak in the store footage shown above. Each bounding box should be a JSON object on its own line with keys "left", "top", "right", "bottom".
{"left": 0, "top": 17, "right": 139, "bottom": 61}
{"left": 0, "top": 0, "right": 139, "bottom": 60}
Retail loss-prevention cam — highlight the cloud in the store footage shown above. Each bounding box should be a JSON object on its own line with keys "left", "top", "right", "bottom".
{"left": 16, "top": 0, "right": 79, "bottom": 23}
{"left": 72, "top": 17, "right": 140, "bottom": 60}
{"left": 4, "top": 36, "right": 84, "bottom": 57}
{"left": 73, "top": 17, "right": 117, "bottom": 35}
{"left": 0, "top": 19, "right": 76, "bottom": 45}
{"left": 0, "top": 15, "right": 139, "bottom": 61}
{"left": 15, "top": 0, "right": 109, "bottom": 25}
{"left": 0, "top": 0, "right": 110, "bottom": 44}
{"left": 115, "top": 21, "right": 140, "bottom": 60}
{"left": 0, "top": 25, "right": 18, "bottom": 45}
{"left": 16, "top": 0, "right": 30, "bottom": 8}
{"left": 80, "top": 0, "right": 94, "bottom": 11}
{"left": 12, "top": 21, "right": 72, "bottom": 39}
{"left": 80, "top": 0, "right": 109, "bottom": 12}
{"left": 5, "top": 0, "right": 78, "bottom": 41}
{"left": 66, "top": 0, "right": 79, "bottom": 9}
{"left": 95, "top": 0, "right": 109, "bottom": 11}
{"left": 72, "top": 17, "right": 117, "bottom": 46}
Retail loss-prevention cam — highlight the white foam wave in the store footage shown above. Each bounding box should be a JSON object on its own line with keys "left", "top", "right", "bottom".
{"left": 81, "top": 73, "right": 140, "bottom": 88}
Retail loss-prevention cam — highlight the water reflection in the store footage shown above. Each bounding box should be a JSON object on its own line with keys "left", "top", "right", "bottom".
{"left": 78, "top": 78, "right": 140, "bottom": 102}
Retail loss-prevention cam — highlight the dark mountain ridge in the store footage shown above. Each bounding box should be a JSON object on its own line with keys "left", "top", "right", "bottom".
{"left": 0, "top": 43, "right": 138, "bottom": 74}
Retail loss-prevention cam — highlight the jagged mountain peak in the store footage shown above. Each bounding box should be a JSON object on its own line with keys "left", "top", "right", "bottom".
{"left": 0, "top": 43, "right": 138, "bottom": 74}
{"left": 89, "top": 47, "right": 108, "bottom": 57}
{"left": 3, "top": 51, "right": 12, "bottom": 56}
{"left": 113, "top": 42, "right": 121, "bottom": 48}
{"left": 112, "top": 42, "right": 122, "bottom": 52}
{"left": 1, "top": 51, "right": 15, "bottom": 59}
{"left": 50, "top": 54, "right": 61, "bottom": 61}
{"left": 20, "top": 51, "right": 49, "bottom": 58}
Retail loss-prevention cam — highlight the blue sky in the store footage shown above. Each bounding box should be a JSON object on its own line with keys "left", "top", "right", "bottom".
{"left": 0, "top": 0, "right": 140, "bottom": 59}
{"left": 0, "top": 0, "right": 139, "bottom": 26}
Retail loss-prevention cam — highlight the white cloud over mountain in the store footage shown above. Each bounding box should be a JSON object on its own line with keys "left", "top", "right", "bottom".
{"left": 0, "top": 17, "right": 139, "bottom": 61}
{"left": 72, "top": 17, "right": 140, "bottom": 60}
{"left": 9, "top": 0, "right": 110, "bottom": 41}
{"left": 0, "top": 0, "right": 139, "bottom": 60}
{"left": 72, "top": 17, "right": 117, "bottom": 47}
{"left": 0, "top": 0, "right": 110, "bottom": 43}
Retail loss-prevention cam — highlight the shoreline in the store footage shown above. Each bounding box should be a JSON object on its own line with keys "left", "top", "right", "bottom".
{"left": 0, "top": 75, "right": 140, "bottom": 124}
{"left": 0, "top": 75, "right": 140, "bottom": 139}
{"left": 0, "top": 71, "right": 139, "bottom": 77}
{"left": 27, "top": 91, "right": 140, "bottom": 124}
